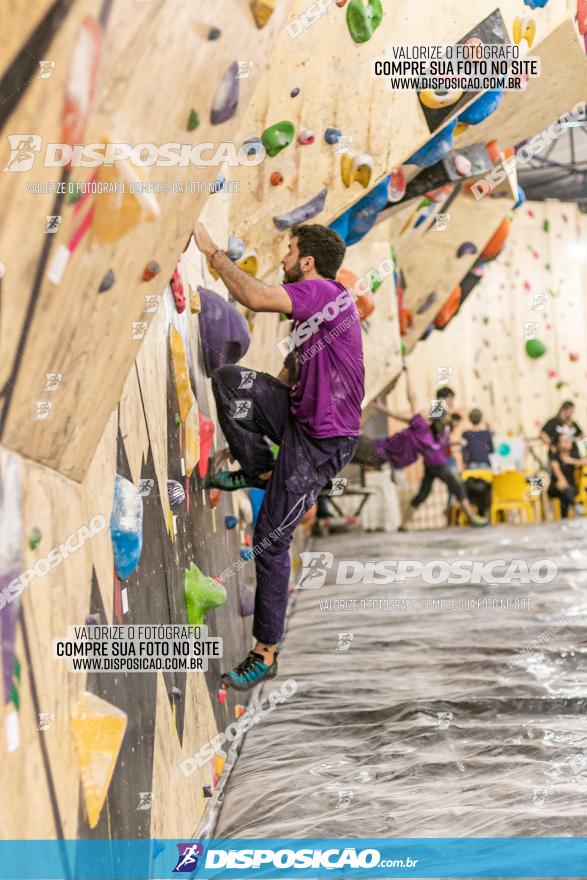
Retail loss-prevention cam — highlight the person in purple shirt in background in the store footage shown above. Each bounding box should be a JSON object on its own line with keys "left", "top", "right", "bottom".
{"left": 193, "top": 221, "right": 364, "bottom": 691}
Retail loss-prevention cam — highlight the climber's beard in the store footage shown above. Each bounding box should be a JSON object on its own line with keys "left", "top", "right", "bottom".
{"left": 282, "top": 259, "right": 304, "bottom": 284}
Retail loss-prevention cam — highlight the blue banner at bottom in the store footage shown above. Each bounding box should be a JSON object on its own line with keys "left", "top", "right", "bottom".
{"left": 0, "top": 838, "right": 586, "bottom": 879}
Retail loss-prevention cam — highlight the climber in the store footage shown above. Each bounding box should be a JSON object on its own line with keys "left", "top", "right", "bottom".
{"left": 192, "top": 221, "right": 364, "bottom": 690}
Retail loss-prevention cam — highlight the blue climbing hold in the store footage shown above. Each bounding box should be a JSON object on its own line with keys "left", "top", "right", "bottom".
{"left": 329, "top": 176, "right": 390, "bottom": 246}
{"left": 458, "top": 90, "right": 503, "bottom": 126}
{"left": 227, "top": 236, "right": 245, "bottom": 262}
{"left": 110, "top": 475, "right": 143, "bottom": 580}
{"left": 514, "top": 185, "right": 526, "bottom": 210}
{"left": 240, "top": 548, "right": 253, "bottom": 561}
{"left": 407, "top": 120, "right": 456, "bottom": 168}
{"left": 325, "top": 127, "right": 342, "bottom": 145}
{"left": 225, "top": 515, "right": 238, "bottom": 530}
{"left": 524, "top": 0, "right": 548, "bottom": 7}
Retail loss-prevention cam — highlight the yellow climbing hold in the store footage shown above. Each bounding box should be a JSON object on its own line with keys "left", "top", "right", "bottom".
{"left": 251, "top": 0, "right": 275, "bottom": 28}
{"left": 170, "top": 326, "right": 196, "bottom": 423}
{"left": 513, "top": 15, "right": 537, "bottom": 48}
{"left": 340, "top": 153, "right": 374, "bottom": 188}
{"left": 419, "top": 89, "right": 463, "bottom": 110}
{"left": 70, "top": 692, "right": 127, "bottom": 830}
{"left": 237, "top": 249, "right": 258, "bottom": 278}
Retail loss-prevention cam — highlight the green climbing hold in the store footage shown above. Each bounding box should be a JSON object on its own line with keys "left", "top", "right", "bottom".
{"left": 187, "top": 109, "right": 200, "bottom": 131}
{"left": 370, "top": 270, "right": 383, "bottom": 294}
{"left": 555, "top": 380, "right": 567, "bottom": 390}
{"left": 416, "top": 197, "right": 433, "bottom": 211}
{"left": 262, "top": 121, "right": 295, "bottom": 158}
{"left": 525, "top": 339, "right": 546, "bottom": 359}
{"left": 28, "top": 526, "right": 42, "bottom": 550}
{"left": 174, "top": 413, "right": 181, "bottom": 427}
{"left": 184, "top": 562, "right": 227, "bottom": 627}
{"left": 65, "top": 183, "right": 83, "bottom": 205}
{"left": 498, "top": 442, "right": 511, "bottom": 456}
{"left": 543, "top": 220, "right": 550, "bottom": 233}
{"left": 10, "top": 658, "right": 21, "bottom": 711}
{"left": 401, "top": 341, "right": 407, "bottom": 356}
{"left": 346, "top": 0, "right": 383, "bottom": 43}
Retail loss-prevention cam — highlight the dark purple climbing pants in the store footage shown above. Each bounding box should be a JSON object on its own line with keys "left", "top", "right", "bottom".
{"left": 212, "top": 366, "right": 357, "bottom": 644}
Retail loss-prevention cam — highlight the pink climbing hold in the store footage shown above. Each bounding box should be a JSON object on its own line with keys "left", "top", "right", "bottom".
{"left": 297, "top": 129, "right": 315, "bottom": 145}
{"left": 387, "top": 168, "right": 406, "bottom": 203}
{"left": 454, "top": 155, "right": 472, "bottom": 177}
{"left": 171, "top": 268, "right": 186, "bottom": 313}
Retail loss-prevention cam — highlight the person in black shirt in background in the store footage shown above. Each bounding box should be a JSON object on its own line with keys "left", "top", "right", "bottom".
{"left": 461, "top": 408, "right": 494, "bottom": 518}
{"left": 547, "top": 434, "right": 587, "bottom": 518}
{"left": 540, "top": 401, "right": 583, "bottom": 453}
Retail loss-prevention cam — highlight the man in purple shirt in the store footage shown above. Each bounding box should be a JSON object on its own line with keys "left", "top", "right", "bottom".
{"left": 193, "top": 221, "right": 364, "bottom": 690}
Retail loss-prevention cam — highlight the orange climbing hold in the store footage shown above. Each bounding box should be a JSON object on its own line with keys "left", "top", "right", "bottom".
{"left": 251, "top": 0, "right": 276, "bottom": 28}
{"left": 578, "top": 0, "right": 587, "bottom": 34}
{"left": 70, "top": 692, "right": 127, "bottom": 830}
{"left": 198, "top": 415, "right": 215, "bottom": 478}
{"left": 482, "top": 217, "right": 511, "bottom": 260}
{"left": 434, "top": 285, "right": 462, "bottom": 329}
{"left": 170, "top": 327, "right": 196, "bottom": 423}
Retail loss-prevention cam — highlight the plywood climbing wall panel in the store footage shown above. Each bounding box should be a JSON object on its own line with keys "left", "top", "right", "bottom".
{"left": 0, "top": 0, "right": 293, "bottom": 481}
{"left": 400, "top": 202, "right": 587, "bottom": 440}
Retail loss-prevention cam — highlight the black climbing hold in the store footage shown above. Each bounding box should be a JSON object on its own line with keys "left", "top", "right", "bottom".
{"left": 203, "top": 785, "right": 213, "bottom": 798}
{"left": 171, "top": 687, "right": 183, "bottom": 704}
{"left": 208, "top": 27, "right": 221, "bottom": 40}
{"left": 99, "top": 268, "right": 115, "bottom": 293}
{"left": 290, "top": 87, "right": 300, "bottom": 97}
{"left": 85, "top": 613, "right": 101, "bottom": 627}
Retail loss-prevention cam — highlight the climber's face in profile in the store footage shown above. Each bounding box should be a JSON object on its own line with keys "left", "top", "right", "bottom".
{"left": 281, "top": 235, "right": 314, "bottom": 283}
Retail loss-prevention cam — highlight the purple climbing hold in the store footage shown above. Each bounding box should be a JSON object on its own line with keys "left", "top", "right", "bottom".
{"left": 198, "top": 287, "right": 251, "bottom": 377}
{"left": 290, "top": 87, "right": 300, "bottom": 97}
{"left": 420, "top": 322, "right": 435, "bottom": 341}
{"left": 273, "top": 187, "right": 328, "bottom": 230}
{"left": 456, "top": 242, "right": 478, "bottom": 258}
{"left": 171, "top": 686, "right": 183, "bottom": 704}
{"left": 416, "top": 292, "right": 437, "bottom": 314}
{"left": 211, "top": 62, "right": 240, "bottom": 125}
{"left": 98, "top": 268, "right": 115, "bottom": 293}
{"left": 207, "top": 26, "right": 222, "bottom": 40}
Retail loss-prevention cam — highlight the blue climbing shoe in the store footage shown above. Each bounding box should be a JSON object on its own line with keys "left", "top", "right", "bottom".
{"left": 221, "top": 651, "right": 278, "bottom": 691}
{"left": 204, "top": 470, "right": 269, "bottom": 492}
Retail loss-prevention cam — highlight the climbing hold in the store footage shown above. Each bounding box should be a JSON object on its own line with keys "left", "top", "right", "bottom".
{"left": 170, "top": 326, "right": 196, "bottom": 423}
{"left": 65, "top": 183, "right": 84, "bottom": 204}
{"left": 419, "top": 88, "right": 463, "bottom": 109}
{"left": 341, "top": 152, "right": 374, "bottom": 188}
{"left": 184, "top": 403, "right": 200, "bottom": 479}
{"left": 524, "top": 0, "right": 548, "bottom": 6}
{"left": 98, "top": 268, "right": 115, "bottom": 293}
{"left": 207, "top": 27, "right": 221, "bottom": 40}
{"left": 174, "top": 413, "right": 181, "bottom": 428}
{"left": 369, "top": 270, "right": 383, "bottom": 294}
{"left": 262, "top": 121, "right": 295, "bottom": 157}
{"left": 357, "top": 291, "right": 375, "bottom": 321}
{"left": 218, "top": 686, "right": 227, "bottom": 705}
{"left": 270, "top": 171, "right": 284, "bottom": 186}
{"left": 387, "top": 168, "right": 407, "bottom": 203}
{"left": 273, "top": 187, "right": 328, "bottom": 230}
{"left": 459, "top": 90, "right": 503, "bottom": 127}
{"left": 242, "top": 137, "right": 264, "bottom": 159}
{"left": 235, "top": 704, "right": 246, "bottom": 718}
{"left": 170, "top": 268, "right": 186, "bottom": 313}
{"left": 514, "top": 186, "right": 526, "bottom": 210}
{"left": 203, "top": 785, "right": 213, "bottom": 798}
{"left": 209, "top": 489, "right": 221, "bottom": 509}
{"left": 324, "top": 127, "right": 342, "bottom": 145}
{"left": 297, "top": 129, "right": 315, "bottom": 146}
{"left": 416, "top": 292, "right": 437, "bottom": 314}
{"left": 569, "top": 352, "right": 580, "bottom": 362}
{"left": 236, "top": 249, "right": 258, "bottom": 279}
{"left": 543, "top": 219, "right": 550, "bottom": 233}
{"left": 171, "top": 687, "right": 183, "bottom": 704}
{"left": 185, "top": 562, "right": 227, "bottom": 626}
{"left": 167, "top": 480, "right": 186, "bottom": 510}
{"left": 240, "top": 549, "right": 253, "bottom": 561}
{"left": 336, "top": 267, "right": 358, "bottom": 294}
{"left": 434, "top": 286, "right": 462, "bottom": 329}
{"left": 578, "top": 0, "right": 587, "bottom": 34}
{"left": 482, "top": 217, "right": 511, "bottom": 260}
{"left": 400, "top": 341, "right": 407, "bottom": 356}
{"left": 198, "top": 414, "right": 215, "bottom": 478}
{"left": 210, "top": 62, "right": 240, "bottom": 125}
{"left": 346, "top": 0, "right": 383, "bottom": 43}
{"left": 225, "top": 515, "right": 238, "bottom": 529}
{"left": 187, "top": 109, "right": 200, "bottom": 131}
{"left": 454, "top": 154, "right": 472, "bottom": 177}
{"left": 251, "top": 0, "right": 276, "bottom": 27}
{"left": 456, "top": 242, "right": 478, "bottom": 258}
{"left": 408, "top": 120, "right": 456, "bottom": 167}
{"left": 110, "top": 475, "right": 143, "bottom": 580}
{"left": 198, "top": 287, "right": 251, "bottom": 377}
{"left": 498, "top": 442, "right": 511, "bottom": 457}
{"left": 142, "top": 260, "right": 161, "bottom": 281}
{"left": 525, "top": 339, "right": 547, "bottom": 359}
{"left": 547, "top": 369, "right": 557, "bottom": 378}
{"left": 513, "top": 16, "right": 537, "bottom": 48}
{"left": 70, "top": 692, "right": 127, "bottom": 830}
{"left": 226, "top": 236, "right": 245, "bottom": 263}
{"left": 85, "top": 614, "right": 100, "bottom": 627}
{"left": 290, "top": 87, "right": 300, "bottom": 98}
{"left": 28, "top": 526, "right": 42, "bottom": 550}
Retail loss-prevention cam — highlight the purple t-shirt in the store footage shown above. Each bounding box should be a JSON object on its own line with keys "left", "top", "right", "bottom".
{"left": 283, "top": 279, "right": 365, "bottom": 438}
{"left": 423, "top": 424, "right": 450, "bottom": 467}
{"left": 372, "top": 414, "right": 433, "bottom": 469}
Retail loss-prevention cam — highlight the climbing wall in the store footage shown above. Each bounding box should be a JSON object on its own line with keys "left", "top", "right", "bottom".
{"left": 0, "top": 0, "right": 293, "bottom": 481}
{"left": 399, "top": 201, "right": 587, "bottom": 439}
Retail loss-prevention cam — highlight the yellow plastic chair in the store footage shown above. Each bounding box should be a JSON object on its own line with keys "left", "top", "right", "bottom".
{"left": 490, "top": 471, "right": 535, "bottom": 524}
{"left": 461, "top": 468, "right": 494, "bottom": 484}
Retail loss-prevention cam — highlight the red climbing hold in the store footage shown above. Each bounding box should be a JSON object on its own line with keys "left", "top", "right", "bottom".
{"left": 171, "top": 268, "right": 186, "bottom": 313}
{"left": 142, "top": 260, "right": 161, "bottom": 281}
{"left": 198, "top": 415, "right": 215, "bottom": 478}
{"left": 270, "top": 172, "right": 284, "bottom": 186}
{"left": 218, "top": 686, "right": 227, "bottom": 705}
{"left": 209, "top": 488, "right": 221, "bottom": 509}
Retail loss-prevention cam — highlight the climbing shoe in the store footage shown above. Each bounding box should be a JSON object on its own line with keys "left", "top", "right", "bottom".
{"left": 470, "top": 514, "right": 489, "bottom": 527}
{"left": 204, "top": 470, "right": 270, "bottom": 492}
{"left": 221, "top": 650, "right": 278, "bottom": 691}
